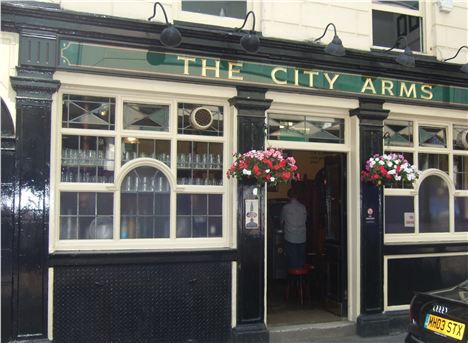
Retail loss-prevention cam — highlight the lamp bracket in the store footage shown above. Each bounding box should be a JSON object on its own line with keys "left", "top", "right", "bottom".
{"left": 235, "top": 11, "right": 256, "bottom": 33}
{"left": 444, "top": 46, "right": 468, "bottom": 62}
{"left": 314, "top": 23, "right": 337, "bottom": 42}
{"left": 148, "top": 2, "right": 169, "bottom": 24}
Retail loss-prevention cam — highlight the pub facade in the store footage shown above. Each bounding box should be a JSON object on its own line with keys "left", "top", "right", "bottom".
{"left": 1, "top": 1, "right": 467, "bottom": 342}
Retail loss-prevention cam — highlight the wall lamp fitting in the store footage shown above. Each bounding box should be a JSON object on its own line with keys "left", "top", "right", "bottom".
{"left": 235, "top": 11, "right": 260, "bottom": 53}
{"left": 148, "top": 2, "right": 182, "bottom": 48}
{"left": 385, "top": 36, "right": 415, "bottom": 68}
{"left": 444, "top": 46, "right": 468, "bottom": 74}
{"left": 314, "top": 23, "right": 346, "bottom": 57}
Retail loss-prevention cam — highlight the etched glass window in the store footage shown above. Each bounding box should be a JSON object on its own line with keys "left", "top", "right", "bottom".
{"left": 419, "top": 126, "right": 447, "bottom": 148}
{"left": 384, "top": 120, "right": 413, "bottom": 147}
{"left": 268, "top": 113, "right": 344, "bottom": 144}
{"left": 123, "top": 102, "right": 169, "bottom": 132}
{"left": 419, "top": 176, "right": 449, "bottom": 233}
{"left": 453, "top": 126, "right": 468, "bottom": 150}
{"left": 60, "top": 192, "right": 113, "bottom": 239}
{"left": 176, "top": 194, "right": 222, "bottom": 238}
{"left": 62, "top": 94, "right": 115, "bottom": 130}
{"left": 178, "top": 103, "right": 223, "bottom": 136}
{"left": 122, "top": 138, "right": 170, "bottom": 166}
{"left": 120, "top": 167, "right": 170, "bottom": 239}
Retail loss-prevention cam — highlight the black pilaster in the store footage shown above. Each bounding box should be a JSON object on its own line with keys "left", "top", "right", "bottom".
{"left": 230, "top": 87, "right": 272, "bottom": 343}
{"left": 350, "top": 98, "right": 390, "bottom": 337}
{"left": 9, "top": 32, "right": 60, "bottom": 341}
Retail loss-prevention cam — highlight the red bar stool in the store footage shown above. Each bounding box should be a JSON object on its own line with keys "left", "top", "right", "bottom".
{"left": 285, "top": 264, "right": 314, "bottom": 305}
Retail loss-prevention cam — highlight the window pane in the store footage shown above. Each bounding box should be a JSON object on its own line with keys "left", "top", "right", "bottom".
{"left": 182, "top": 0, "right": 246, "bottom": 19}
{"left": 268, "top": 113, "right": 344, "bottom": 144}
{"left": 372, "top": 10, "right": 422, "bottom": 51}
{"left": 419, "top": 126, "right": 446, "bottom": 147}
{"left": 176, "top": 194, "right": 222, "bottom": 238}
{"left": 455, "top": 197, "right": 468, "bottom": 232}
{"left": 384, "top": 120, "right": 413, "bottom": 147}
{"left": 454, "top": 156, "right": 468, "bottom": 190}
{"left": 385, "top": 196, "right": 415, "bottom": 233}
{"left": 61, "top": 135, "right": 114, "bottom": 183}
{"left": 120, "top": 167, "right": 170, "bottom": 239}
{"left": 418, "top": 153, "right": 448, "bottom": 173}
{"left": 419, "top": 176, "right": 449, "bottom": 233}
{"left": 177, "top": 141, "right": 223, "bottom": 185}
{"left": 178, "top": 103, "right": 223, "bottom": 136}
{"left": 60, "top": 192, "right": 114, "bottom": 240}
{"left": 122, "top": 138, "right": 170, "bottom": 166}
{"left": 62, "top": 94, "right": 115, "bottom": 130}
{"left": 123, "top": 102, "right": 169, "bottom": 132}
{"left": 453, "top": 126, "right": 468, "bottom": 151}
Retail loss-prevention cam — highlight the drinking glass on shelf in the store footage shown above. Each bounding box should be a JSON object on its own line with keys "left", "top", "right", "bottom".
{"left": 179, "top": 153, "right": 186, "bottom": 168}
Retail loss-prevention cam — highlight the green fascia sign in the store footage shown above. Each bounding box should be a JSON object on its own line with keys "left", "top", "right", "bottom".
{"left": 59, "top": 40, "right": 468, "bottom": 106}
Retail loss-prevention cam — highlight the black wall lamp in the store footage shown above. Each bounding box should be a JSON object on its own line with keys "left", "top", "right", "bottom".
{"left": 444, "top": 46, "right": 468, "bottom": 73}
{"left": 148, "top": 2, "right": 182, "bottom": 48}
{"left": 385, "top": 36, "right": 415, "bottom": 68}
{"left": 235, "top": 11, "right": 260, "bottom": 53}
{"left": 314, "top": 23, "right": 346, "bottom": 57}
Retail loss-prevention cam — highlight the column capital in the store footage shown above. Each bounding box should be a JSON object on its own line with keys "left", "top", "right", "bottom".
{"left": 229, "top": 87, "right": 272, "bottom": 117}
{"left": 350, "top": 97, "right": 390, "bottom": 122}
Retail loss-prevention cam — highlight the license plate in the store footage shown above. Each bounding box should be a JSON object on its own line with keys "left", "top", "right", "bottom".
{"left": 424, "top": 313, "right": 466, "bottom": 341}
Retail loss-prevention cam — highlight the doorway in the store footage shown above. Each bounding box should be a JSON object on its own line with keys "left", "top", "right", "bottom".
{"left": 267, "top": 150, "right": 348, "bottom": 326}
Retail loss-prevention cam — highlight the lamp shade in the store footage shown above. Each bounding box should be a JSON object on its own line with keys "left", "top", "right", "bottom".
{"left": 240, "top": 33, "right": 260, "bottom": 53}
{"left": 325, "top": 35, "right": 346, "bottom": 57}
{"left": 395, "top": 46, "right": 415, "bottom": 68}
{"left": 160, "top": 24, "right": 182, "bottom": 48}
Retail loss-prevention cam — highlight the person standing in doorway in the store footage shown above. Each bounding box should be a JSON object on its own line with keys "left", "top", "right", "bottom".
{"left": 281, "top": 188, "right": 307, "bottom": 268}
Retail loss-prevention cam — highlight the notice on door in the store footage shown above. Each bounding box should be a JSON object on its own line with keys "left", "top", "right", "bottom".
{"left": 404, "top": 212, "right": 415, "bottom": 227}
{"left": 245, "top": 199, "right": 259, "bottom": 229}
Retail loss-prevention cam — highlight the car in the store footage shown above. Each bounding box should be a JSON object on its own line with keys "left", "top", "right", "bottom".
{"left": 406, "top": 279, "right": 468, "bottom": 343}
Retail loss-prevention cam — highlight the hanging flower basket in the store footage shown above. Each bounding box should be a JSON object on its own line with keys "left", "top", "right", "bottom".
{"left": 226, "top": 148, "right": 300, "bottom": 186}
{"left": 361, "top": 153, "right": 420, "bottom": 187}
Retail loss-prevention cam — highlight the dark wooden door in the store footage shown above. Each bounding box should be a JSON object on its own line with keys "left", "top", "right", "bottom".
{"left": 323, "top": 154, "right": 347, "bottom": 316}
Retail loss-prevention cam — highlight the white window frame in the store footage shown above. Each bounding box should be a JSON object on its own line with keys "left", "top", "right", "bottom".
{"left": 50, "top": 78, "right": 236, "bottom": 252}
{"left": 371, "top": 0, "right": 429, "bottom": 54}
{"left": 172, "top": 0, "right": 255, "bottom": 28}
{"left": 384, "top": 115, "right": 468, "bottom": 243}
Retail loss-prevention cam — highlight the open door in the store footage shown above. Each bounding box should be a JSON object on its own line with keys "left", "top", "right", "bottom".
{"left": 323, "top": 154, "right": 347, "bottom": 316}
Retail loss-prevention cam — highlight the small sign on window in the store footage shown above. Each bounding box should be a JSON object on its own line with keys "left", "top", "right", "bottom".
{"left": 404, "top": 212, "right": 415, "bottom": 227}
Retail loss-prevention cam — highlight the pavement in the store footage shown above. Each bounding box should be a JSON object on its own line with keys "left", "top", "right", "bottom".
{"left": 309, "top": 332, "right": 406, "bottom": 342}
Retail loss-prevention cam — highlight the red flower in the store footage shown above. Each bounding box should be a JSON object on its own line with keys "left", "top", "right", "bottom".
{"left": 263, "top": 159, "right": 273, "bottom": 169}
{"left": 282, "top": 171, "right": 291, "bottom": 180}
{"left": 253, "top": 165, "right": 261, "bottom": 175}
{"left": 279, "top": 159, "right": 287, "bottom": 168}
{"left": 379, "top": 166, "right": 387, "bottom": 175}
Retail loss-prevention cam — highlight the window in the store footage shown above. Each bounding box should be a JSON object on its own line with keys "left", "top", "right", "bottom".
{"left": 372, "top": 1, "right": 423, "bottom": 52}
{"left": 181, "top": 0, "right": 246, "bottom": 19}
{"left": 384, "top": 120, "right": 467, "bottom": 242}
{"left": 267, "top": 113, "right": 344, "bottom": 144}
{"left": 55, "top": 93, "right": 229, "bottom": 250}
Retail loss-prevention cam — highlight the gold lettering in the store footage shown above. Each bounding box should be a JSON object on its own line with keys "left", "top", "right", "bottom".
{"left": 294, "top": 69, "right": 299, "bottom": 86}
{"left": 381, "top": 80, "right": 394, "bottom": 96}
{"left": 177, "top": 56, "right": 197, "bottom": 75}
{"left": 271, "top": 67, "right": 288, "bottom": 85}
{"left": 201, "top": 59, "right": 220, "bottom": 78}
{"left": 303, "top": 70, "right": 319, "bottom": 88}
{"left": 400, "top": 82, "right": 417, "bottom": 98}
{"left": 421, "top": 84, "right": 433, "bottom": 100}
{"left": 324, "top": 73, "right": 340, "bottom": 89}
{"left": 228, "top": 62, "right": 244, "bottom": 81}
{"left": 361, "top": 78, "right": 377, "bottom": 94}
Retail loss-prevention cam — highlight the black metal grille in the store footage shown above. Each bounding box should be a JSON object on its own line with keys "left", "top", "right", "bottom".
{"left": 53, "top": 262, "right": 232, "bottom": 343}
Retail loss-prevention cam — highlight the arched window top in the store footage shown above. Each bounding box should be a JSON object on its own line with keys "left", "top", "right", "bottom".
{"left": 415, "top": 169, "right": 455, "bottom": 195}
{"left": 1, "top": 98, "right": 14, "bottom": 137}
{"left": 121, "top": 166, "right": 170, "bottom": 193}
{"left": 419, "top": 174, "right": 450, "bottom": 233}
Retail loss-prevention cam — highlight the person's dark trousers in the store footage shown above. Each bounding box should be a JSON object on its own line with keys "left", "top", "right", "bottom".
{"left": 284, "top": 241, "right": 306, "bottom": 268}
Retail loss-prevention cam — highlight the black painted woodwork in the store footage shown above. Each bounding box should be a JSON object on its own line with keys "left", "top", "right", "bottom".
{"left": 49, "top": 249, "right": 238, "bottom": 266}
{"left": 53, "top": 262, "right": 232, "bottom": 343}
{"left": 8, "top": 31, "right": 61, "bottom": 339}
{"left": 230, "top": 88, "right": 271, "bottom": 343}
{"left": 384, "top": 242, "right": 468, "bottom": 255}
{"left": 350, "top": 98, "right": 390, "bottom": 337}
{"left": 2, "top": 1, "right": 467, "bottom": 91}
{"left": 1, "top": 100, "right": 16, "bottom": 343}
{"left": 387, "top": 255, "right": 468, "bottom": 306}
